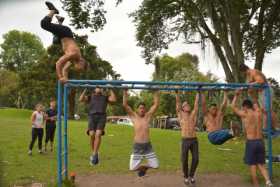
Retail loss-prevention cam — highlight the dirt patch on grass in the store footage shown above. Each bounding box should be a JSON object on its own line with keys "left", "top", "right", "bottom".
{"left": 75, "top": 171, "right": 252, "bottom": 187}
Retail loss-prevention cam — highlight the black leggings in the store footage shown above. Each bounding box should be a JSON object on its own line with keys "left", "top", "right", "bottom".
{"left": 181, "top": 137, "right": 199, "bottom": 178}
{"left": 29, "top": 128, "right": 44, "bottom": 150}
{"left": 40, "top": 16, "right": 73, "bottom": 39}
{"left": 45, "top": 125, "right": 56, "bottom": 143}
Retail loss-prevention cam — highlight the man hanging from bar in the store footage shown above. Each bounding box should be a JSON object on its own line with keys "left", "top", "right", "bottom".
{"left": 176, "top": 91, "right": 200, "bottom": 185}
{"left": 201, "top": 91, "right": 236, "bottom": 145}
{"left": 40, "top": 1, "right": 87, "bottom": 83}
{"left": 123, "top": 89, "right": 160, "bottom": 177}
{"left": 79, "top": 87, "right": 116, "bottom": 165}
{"left": 231, "top": 89, "right": 273, "bottom": 187}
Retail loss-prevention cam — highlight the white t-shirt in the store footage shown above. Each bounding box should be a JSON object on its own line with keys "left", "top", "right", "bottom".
{"left": 32, "top": 111, "right": 44, "bottom": 128}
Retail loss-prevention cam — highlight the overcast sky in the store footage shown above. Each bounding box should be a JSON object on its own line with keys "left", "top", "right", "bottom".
{"left": 1, "top": 0, "right": 280, "bottom": 82}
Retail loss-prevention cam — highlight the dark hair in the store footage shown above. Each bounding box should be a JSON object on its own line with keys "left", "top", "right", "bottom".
{"left": 137, "top": 102, "right": 146, "bottom": 108}
{"left": 209, "top": 103, "right": 217, "bottom": 107}
{"left": 239, "top": 64, "right": 249, "bottom": 72}
{"left": 242, "top": 99, "right": 253, "bottom": 109}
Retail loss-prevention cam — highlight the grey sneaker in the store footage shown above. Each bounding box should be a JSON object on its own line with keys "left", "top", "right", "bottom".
{"left": 184, "top": 178, "right": 190, "bottom": 185}
{"left": 28, "top": 150, "right": 32, "bottom": 156}
{"left": 266, "top": 181, "right": 273, "bottom": 187}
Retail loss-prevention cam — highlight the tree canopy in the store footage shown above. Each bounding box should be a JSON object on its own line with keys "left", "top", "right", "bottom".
{"left": 61, "top": 0, "right": 280, "bottom": 83}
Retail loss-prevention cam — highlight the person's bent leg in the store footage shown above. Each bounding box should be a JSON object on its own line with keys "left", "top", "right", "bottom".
{"left": 129, "top": 154, "right": 142, "bottom": 171}
{"left": 208, "top": 130, "right": 233, "bottom": 145}
{"left": 40, "top": 11, "right": 56, "bottom": 32}
{"left": 250, "top": 165, "right": 259, "bottom": 187}
{"left": 190, "top": 139, "right": 199, "bottom": 178}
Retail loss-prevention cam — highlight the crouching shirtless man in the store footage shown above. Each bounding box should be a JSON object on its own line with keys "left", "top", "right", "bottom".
{"left": 123, "top": 89, "right": 160, "bottom": 177}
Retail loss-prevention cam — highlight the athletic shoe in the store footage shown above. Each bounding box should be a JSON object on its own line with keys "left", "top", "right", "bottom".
{"left": 183, "top": 178, "right": 190, "bottom": 185}
{"left": 38, "top": 150, "right": 43, "bottom": 154}
{"left": 190, "top": 177, "right": 196, "bottom": 184}
{"left": 28, "top": 150, "right": 32, "bottom": 156}
{"left": 56, "top": 15, "right": 65, "bottom": 24}
{"left": 266, "top": 181, "right": 273, "bottom": 187}
{"left": 45, "top": 1, "right": 59, "bottom": 14}
{"left": 90, "top": 153, "right": 99, "bottom": 165}
{"left": 137, "top": 166, "right": 148, "bottom": 177}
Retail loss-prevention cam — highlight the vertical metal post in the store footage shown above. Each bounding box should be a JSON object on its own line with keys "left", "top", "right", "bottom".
{"left": 264, "top": 85, "right": 273, "bottom": 179}
{"left": 63, "top": 84, "right": 69, "bottom": 179}
{"left": 57, "top": 82, "right": 62, "bottom": 187}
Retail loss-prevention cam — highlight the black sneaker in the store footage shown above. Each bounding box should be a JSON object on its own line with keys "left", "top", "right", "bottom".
{"left": 190, "top": 177, "right": 196, "bottom": 184}
{"left": 56, "top": 15, "right": 65, "bottom": 24}
{"left": 137, "top": 166, "right": 148, "bottom": 177}
{"left": 45, "top": 1, "right": 59, "bottom": 14}
{"left": 90, "top": 153, "right": 99, "bottom": 165}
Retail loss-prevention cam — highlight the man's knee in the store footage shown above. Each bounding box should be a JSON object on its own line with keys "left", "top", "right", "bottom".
{"left": 40, "top": 16, "right": 51, "bottom": 29}
{"left": 95, "top": 130, "right": 103, "bottom": 138}
{"left": 89, "top": 130, "right": 95, "bottom": 136}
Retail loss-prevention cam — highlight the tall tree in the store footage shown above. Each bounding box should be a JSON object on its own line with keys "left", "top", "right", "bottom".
{"left": 61, "top": 0, "right": 280, "bottom": 83}
{"left": 0, "top": 30, "right": 46, "bottom": 72}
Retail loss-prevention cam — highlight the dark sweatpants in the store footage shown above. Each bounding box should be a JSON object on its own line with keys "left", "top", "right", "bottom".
{"left": 45, "top": 125, "right": 56, "bottom": 143}
{"left": 181, "top": 137, "right": 199, "bottom": 178}
{"left": 29, "top": 128, "right": 44, "bottom": 150}
{"left": 40, "top": 16, "right": 73, "bottom": 39}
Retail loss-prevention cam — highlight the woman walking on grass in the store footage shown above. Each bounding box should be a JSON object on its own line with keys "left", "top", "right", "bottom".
{"left": 28, "top": 103, "right": 45, "bottom": 155}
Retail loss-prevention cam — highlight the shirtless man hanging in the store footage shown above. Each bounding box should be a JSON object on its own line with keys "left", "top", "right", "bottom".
{"left": 123, "top": 89, "right": 160, "bottom": 177}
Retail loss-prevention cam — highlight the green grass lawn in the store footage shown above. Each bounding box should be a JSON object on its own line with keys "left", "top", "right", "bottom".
{"left": 0, "top": 108, "right": 280, "bottom": 186}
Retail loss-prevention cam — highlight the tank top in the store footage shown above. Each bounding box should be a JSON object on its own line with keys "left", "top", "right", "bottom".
{"left": 32, "top": 111, "right": 44, "bottom": 128}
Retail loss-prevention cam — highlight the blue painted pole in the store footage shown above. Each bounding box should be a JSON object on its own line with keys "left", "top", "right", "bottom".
{"left": 63, "top": 85, "right": 69, "bottom": 179}
{"left": 57, "top": 82, "right": 62, "bottom": 187}
{"left": 264, "top": 85, "right": 273, "bottom": 180}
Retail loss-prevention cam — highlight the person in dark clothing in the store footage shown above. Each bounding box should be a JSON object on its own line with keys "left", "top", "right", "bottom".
{"left": 79, "top": 87, "right": 117, "bottom": 165}
{"left": 176, "top": 92, "right": 200, "bottom": 185}
{"left": 41, "top": 1, "right": 87, "bottom": 83}
{"left": 45, "top": 99, "right": 57, "bottom": 152}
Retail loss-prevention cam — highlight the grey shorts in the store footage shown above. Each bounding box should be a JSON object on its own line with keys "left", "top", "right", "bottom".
{"left": 88, "top": 113, "right": 106, "bottom": 132}
{"left": 130, "top": 142, "right": 159, "bottom": 170}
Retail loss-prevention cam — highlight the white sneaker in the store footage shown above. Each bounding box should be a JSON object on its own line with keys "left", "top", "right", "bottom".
{"left": 190, "top": 177, "right": 196, "bottom": 184}
{"left": 266, "top": 181, "right": 273, "bottom": 187}
{"left": 38, "top": 150, "right": 43, "bottom": 154}
{"left": 184, "top": 178, "right": 190, "bottom": 185}
{"left": 28, "top": 150, "right": 32, "bottom": 156}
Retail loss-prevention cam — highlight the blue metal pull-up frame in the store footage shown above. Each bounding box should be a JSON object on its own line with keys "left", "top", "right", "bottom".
{"left": 56, "top": 80, "right": 273, "bottom": 187}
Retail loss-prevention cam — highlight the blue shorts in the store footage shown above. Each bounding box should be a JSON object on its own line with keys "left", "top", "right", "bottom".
{"left": 208, "top": 129, "right": 233, "bottom": 145}
{"left": 244, "top": 139, "right": 265, "bottom": 165}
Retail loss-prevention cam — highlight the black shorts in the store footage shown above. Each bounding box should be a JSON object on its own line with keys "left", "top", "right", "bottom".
{"left": 244, "top": 139, "right": 265, "bottom": 165}
{"left": 40, "top": 16, "right": 73, "bottom": 39}
{"left": 88, "top": 113, "right": 106, "bottom": 132}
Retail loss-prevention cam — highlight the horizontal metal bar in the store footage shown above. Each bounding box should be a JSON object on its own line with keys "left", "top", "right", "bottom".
{"left": 66, "top": 83, "right": 261, "bottom": 91}
{"left": 66, "top": 80, "right": 266, "bottom": 89}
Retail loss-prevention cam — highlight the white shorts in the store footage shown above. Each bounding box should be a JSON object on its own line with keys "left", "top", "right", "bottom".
{"left": 129, "top": 142, "right": 159, "bottom": 170}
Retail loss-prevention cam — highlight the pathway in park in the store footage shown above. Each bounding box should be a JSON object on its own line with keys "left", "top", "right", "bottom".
{"left": 75, "top": 172, "right": 252, "bottom": 187}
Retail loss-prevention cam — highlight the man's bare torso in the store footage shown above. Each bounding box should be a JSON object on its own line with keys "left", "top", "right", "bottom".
{"left": 204, "top": 111, "right": 224, "bottom": 132}
{"left": 130, "top": 114, "right": 151, "bottom": 143}
{"left": 179, "top": 112, "right": 197, "bottom": 138}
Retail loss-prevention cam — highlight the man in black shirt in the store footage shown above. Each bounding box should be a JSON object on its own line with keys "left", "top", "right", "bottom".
{"left": 45, "top": 99, "right": 57, "bottom": 152}
{"left": 79, "top": 87, "right": 116, "bottom": 165}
